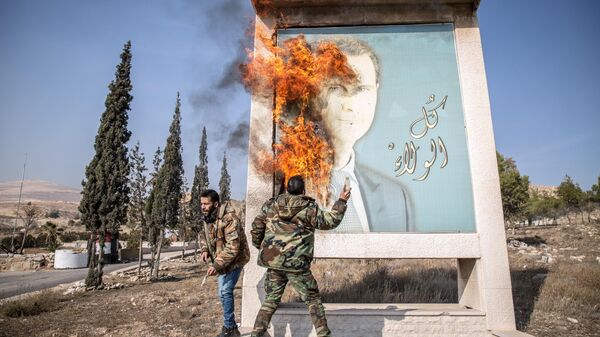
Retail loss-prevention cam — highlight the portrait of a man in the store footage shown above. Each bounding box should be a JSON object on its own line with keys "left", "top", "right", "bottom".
{"left": 310, "top": 38, "right": 413, "bottom": 233}
{"left": 278, "top": 24, "right": 477, "bottom": 234}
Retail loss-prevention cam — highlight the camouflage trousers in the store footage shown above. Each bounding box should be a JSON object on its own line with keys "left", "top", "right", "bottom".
{"left": 251, "top": 268, "right": 331, "bottom": 337}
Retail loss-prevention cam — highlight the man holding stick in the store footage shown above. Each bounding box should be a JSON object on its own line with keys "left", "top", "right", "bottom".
{"left": 199, "top": 189, "right": 250, "bottom": 337}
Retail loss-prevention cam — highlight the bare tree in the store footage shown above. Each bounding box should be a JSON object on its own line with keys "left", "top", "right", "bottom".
{"left": 19, "top": 202, "right": 41, "bottom": 254}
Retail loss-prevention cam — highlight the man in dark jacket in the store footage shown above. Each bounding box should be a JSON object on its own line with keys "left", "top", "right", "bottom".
{"left": 199, "top": 189, "right": 250, "bottom": 337}
{"left": 250, "top": 175, "right": 351, "bottom": 337}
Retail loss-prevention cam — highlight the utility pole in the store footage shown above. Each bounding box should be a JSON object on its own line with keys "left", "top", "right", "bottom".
{"left": 10, "top": 153, "right": 27, "bottom": 253}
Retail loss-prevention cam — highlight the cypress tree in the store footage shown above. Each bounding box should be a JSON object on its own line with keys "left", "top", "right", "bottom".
{"left": 190, "top": 127, "right": 209, "bottom": 220}
{"left": 219, "top": 151, "right": 232, "bottom": 202}
{"left": 80, "top": 41, "right": 133, "bottom": 287}
{"left": 127, "top": 142, "right": 148, "bottom": 274}
{"left": 148, "top": 93, "right": 184, "bottom": 279}
{"left": 145, "top": 147, "right": 162, "bottom": 271}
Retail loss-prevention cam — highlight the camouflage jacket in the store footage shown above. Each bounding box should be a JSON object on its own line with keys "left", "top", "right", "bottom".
{"left": 199, "top": 201, "right": 250, "bottom": 274}
{"left": 251, "top": 193, "right": 347, "bottom": 272}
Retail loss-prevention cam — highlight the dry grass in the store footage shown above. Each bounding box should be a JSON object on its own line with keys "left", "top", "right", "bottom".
{"left": 1, "top": 290, "right": 63, "bottom": 318}
{"left": 0, "top": 259, "right": 238, "bottom": 337}
{"left": 525, "top": 262, "right": 600, "bottom": 336}
{"left": 282, "top": 259, "right": 457, "bottom": 303}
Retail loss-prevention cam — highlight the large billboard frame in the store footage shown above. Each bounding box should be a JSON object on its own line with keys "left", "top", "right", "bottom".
{"left": 241, "top": 1, "right": 516, "bottom": 333}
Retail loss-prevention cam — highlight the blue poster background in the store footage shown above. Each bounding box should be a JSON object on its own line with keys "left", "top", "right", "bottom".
{"left": 278, "top": 24, "right": 476, "bottom": 233}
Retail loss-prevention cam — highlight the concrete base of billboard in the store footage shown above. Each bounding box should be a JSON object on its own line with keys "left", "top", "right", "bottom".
{"left": 240, "top": 303, "right": 488, "bottom": 337}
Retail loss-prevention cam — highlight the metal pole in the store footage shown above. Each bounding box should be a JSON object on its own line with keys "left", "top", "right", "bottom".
{"left": 10, "top": 153, "right": 27, "bottom": 253}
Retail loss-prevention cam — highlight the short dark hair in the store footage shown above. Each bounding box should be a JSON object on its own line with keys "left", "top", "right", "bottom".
{"left": 200, "top": 189, "right": 220, "bottom": 203}
{"left": 287, "top": 175, "right": 305, "bottom": 195}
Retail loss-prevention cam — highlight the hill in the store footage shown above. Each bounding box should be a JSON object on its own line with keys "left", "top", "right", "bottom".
{"left": 0, "top": 180, "right": 81, "bottom": 203}
{"left": 0, "top": 180, "right": 81, "bottom": 235}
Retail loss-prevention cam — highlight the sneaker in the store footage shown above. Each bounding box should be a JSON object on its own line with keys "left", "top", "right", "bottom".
{"left": 218, "top": 326, "right": 240, "bottom": 337}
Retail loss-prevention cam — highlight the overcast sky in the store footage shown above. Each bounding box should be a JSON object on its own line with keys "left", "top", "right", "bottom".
{"left": 1, "top": 0, "right": 599, "bottom": 199}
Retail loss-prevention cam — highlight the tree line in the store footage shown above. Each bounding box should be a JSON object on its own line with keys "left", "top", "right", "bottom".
{"left": 497, "top": 152, "right": 600, "bottom": 228}
{"left": 80, "top": 41, "right": 234, "bottom": 287}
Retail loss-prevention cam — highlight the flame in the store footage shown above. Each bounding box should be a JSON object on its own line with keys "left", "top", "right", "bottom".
{"left": 241, "top": 28, "right": 356, "bottom": 203}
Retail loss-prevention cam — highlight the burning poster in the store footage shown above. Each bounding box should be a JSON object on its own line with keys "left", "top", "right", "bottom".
{"left": 244, "top": 23, "right": 476, "bottom": 233}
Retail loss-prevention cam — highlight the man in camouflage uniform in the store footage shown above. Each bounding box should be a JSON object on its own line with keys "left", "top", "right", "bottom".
{"left": 199, "top": 189, "right": 250, "bottom": 337}
{"left": 250, "top": 175, "right": 351, "bottom": 337}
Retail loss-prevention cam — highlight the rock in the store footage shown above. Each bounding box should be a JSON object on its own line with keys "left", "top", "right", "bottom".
{"left": 570, "top": 255, "right": 585, "bottom": 262}
{"left": 508, "top": 240, "right": 528, "bottom": 248}
{"left": 540, "top": 256, "right": 549, "bottom": 263}
{"left": 567, "top": 317, "right": 578, "bottom": 324}
{"left": 532, "top": 273, "right": 547, "bottom": 282}
{"left": 190, "top": 306, "right": 200, "bottom": 319}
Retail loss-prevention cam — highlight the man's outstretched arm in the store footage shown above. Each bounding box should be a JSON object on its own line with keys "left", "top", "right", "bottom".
{"left": 315, "top": 187, "right": 351, "bottom": 230}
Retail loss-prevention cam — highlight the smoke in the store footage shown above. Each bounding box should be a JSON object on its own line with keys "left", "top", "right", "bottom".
{"left": 226, "top": 120, "right": 250, "bottom": 151}
{"left": 182, "top": 0, "right": 253, "bottom": 152}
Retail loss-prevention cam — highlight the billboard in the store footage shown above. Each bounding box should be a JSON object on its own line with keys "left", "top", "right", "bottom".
{"left": 277, "top": 24, "right": 476, "bottom": 233}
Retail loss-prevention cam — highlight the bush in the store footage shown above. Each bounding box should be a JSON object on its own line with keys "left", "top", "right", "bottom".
{"left": 1, "top": 291, "right": 61, "bottom": 317}
{"left": 46, "top": 209, "right": 60, "bottom": 218}
{"left": 125, "top": 229, "right": 140, "bottom": 249}
{"left": 60, "top": 231, "right": 88, "bottom": 243}
{"left": 35, "top": 233, "right": 49, "bottom": 247}
{"left": 0, "top": 235, "right": 35, "bottom": 250}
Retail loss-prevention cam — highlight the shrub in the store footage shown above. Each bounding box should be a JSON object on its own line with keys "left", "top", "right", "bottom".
{"left": 60, "top": 231, "right": 87, "bottom": 243}
{"left": 46, "top": 209, "right": 60, "bottom": 219}
{"left": 125, "top": 229, "right": 140, "bottom": 249}
{"left": 35, "top": 233, "right": 49, "bottom": 247}
{"left": 0, "top": 235, "right": 35, "bottom": 250}
{"left": 1, "top": 291, "right": 61, "bottom": 317}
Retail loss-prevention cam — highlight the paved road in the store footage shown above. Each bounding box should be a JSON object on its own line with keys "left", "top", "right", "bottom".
{"left": 0, "top": 249, "right": 195, "bottom": 299}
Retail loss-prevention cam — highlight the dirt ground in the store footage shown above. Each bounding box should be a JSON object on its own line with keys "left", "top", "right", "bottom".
{"left": 1, "top": 220, "right": 599, "bottom": 337}
{"left": 0, "top": 258, "right": 237, "bottom": 337}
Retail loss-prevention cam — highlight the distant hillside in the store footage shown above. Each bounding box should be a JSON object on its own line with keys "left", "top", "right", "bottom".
{"left": 530, "top": 184, "right": 558, "bottom": 196}
{"left": 0, "top": 180, "right": 81, "bottom": 203}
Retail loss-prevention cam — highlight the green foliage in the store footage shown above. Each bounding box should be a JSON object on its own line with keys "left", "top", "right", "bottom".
{"left": 59, "top": 231, "right": 88, "bottom": 243}
{"left": 527, "top": 191, "right": 563, "bottom": 224}
{"left": 190, "top": 127, "right": 209, "bottom": 219}
{"left": 497, "top": 152, "right": 530, "bottom": 223}
{"left": 126, "top": 229, "right": 141, "bottom": 249}
{"left": 589, "top": 175, "right": 600, "bottom": 203}
{"left": 1, "top": 235, "right": 35, "bottom": 249}
{"left": 557, "top": 175, "right": 584, "bottom": 212}
{"left": 145, "top": 147, "right": 163, "bottom": 247}
{"left": 46, "top": 209, "right": 60, "bottom": 218}
{"left": 41, "top": 221, "right": 63, "bottom": 252}
{"left": 128, "top": 142, "right": 148, "bottom": 234}
{"left": 148, "top": 93, "right": 184, "bottom": 231}
{"left": 78, "top": 41, "right": 133, "bottom": 286}
{"left": 219, "top": 151, "right": 231, "bottom": 202}
{"left": 34, "top": 233, "right": 49, "bottom": 248}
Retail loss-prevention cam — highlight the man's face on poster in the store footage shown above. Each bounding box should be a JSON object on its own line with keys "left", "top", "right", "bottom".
{"left": 318, "top": 53, "right": 378, "bottom": 157}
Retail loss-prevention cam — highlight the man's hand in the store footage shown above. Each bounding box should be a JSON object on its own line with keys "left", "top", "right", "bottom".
{"left": 339, "top": 184, "right": 351, "bottom": 202}
{"left": 206, "top": 266, "right": 218, "bottom": 276}
{"left": 200, "top": 252, "right": 209, "bottom": 263}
